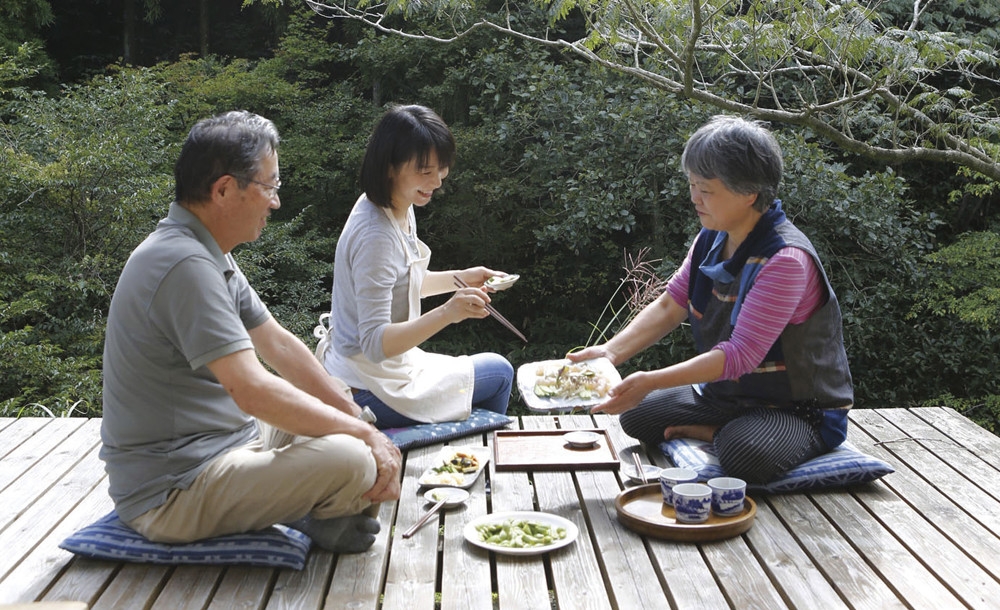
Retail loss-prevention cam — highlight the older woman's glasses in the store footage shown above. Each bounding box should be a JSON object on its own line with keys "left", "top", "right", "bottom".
{"left": 248, "top": 179, "right": 281, "bottom": 199}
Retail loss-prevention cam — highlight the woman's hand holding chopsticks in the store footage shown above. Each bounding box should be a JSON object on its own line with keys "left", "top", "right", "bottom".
{"left": 453, "top": 276, "right": 528, "bottom": 342}
{"left": 443, "top": 285, "right": 493, "bottom": 323}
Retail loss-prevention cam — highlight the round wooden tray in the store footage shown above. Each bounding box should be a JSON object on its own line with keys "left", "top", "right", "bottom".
{"left": 614, "top": 483, "right": 756, "bottom": 542}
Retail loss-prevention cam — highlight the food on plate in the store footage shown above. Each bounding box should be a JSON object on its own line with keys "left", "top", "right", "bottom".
{"left": 484, "top": 274, "right": 519, "bottom": 289}
{"left": 533, "top": 361, "right": 612, "bottom": 400}
{"left": 474, "top": 519, "right": 568, "bottom": 548}
{"left": 431, "top": 490, "right": 448, "bottom": 502}
{"left": 419, "top": 449, "right": 488, "bottom": 487}
{"left": 428, "top": 488, "right": 469, "bottom": 504}
{"left": 423, "top": 471, "right": 466, "bottom": 486}
{"left": 433, "top": 450, "right": 481, "bottom": 475}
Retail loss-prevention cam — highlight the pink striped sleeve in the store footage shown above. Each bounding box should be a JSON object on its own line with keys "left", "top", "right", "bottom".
{"left": 716, "top": 247, "right": 824, "bottom": 381}
{"left": 665, "top": 242, "right": 695, "bottom": 307}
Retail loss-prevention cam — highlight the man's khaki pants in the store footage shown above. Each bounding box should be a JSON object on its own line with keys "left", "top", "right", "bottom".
{"left": 129, "top": 422, "right": 377, "bottom": 543}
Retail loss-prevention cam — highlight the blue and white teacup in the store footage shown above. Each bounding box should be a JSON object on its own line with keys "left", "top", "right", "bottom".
{"left": 708, "top": 477, "right": 747, "bottom": 517}
{"left": 672, "top": 483, "right": 712, "bottom": 523}
{"left": 658, "top": 467, "right": 698, "bottom": 507}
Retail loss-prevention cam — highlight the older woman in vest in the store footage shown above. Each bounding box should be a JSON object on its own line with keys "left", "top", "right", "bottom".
{"left": 569, "top": 116, "right": 853, "bottom": 483}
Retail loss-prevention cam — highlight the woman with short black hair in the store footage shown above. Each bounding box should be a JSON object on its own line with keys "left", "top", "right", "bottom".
{"left": 317, "top": 105, "right": 514, "bottom": 428}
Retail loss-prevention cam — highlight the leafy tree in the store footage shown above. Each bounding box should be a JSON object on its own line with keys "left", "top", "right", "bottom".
{"left": 0, "top": 0, "right": 53, "bottom": 56}
{"left": 0, "top": 43, "right": 46, "bottom": 103}
{"left": 880, "top": 0, "right": 1000, "bottom": 47}
{"left": 3, "top": 1, "right": 997, "bottom": 423}
{"left": 0, "top": 67, "right": 174, "bottom": 416}
{"left": 911, "top": 231, "right": 1000, "bottom": 330}
{"left": 293, "top": 0, "right": 1000, "bottom": 186}
{"left": 281, "top": 0, "right": 1000, "bottom": 420}
{"left": 0, "top": 0, "right": 56, "bottom": 89}
{"left": 0, "top": 39, "right": 365, "bottom": 415}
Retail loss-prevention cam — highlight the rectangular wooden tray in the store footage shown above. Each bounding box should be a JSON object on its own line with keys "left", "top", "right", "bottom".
{"left": 492, "top": 429, "right": 621, "bottom": 471}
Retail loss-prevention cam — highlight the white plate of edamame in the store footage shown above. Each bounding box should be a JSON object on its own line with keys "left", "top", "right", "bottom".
{"left": 463, "top": 511, "right": 579, "bottom": 556}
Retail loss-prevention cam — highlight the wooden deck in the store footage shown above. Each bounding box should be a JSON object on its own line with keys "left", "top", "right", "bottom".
{"left": 1, "top": 408, "right": 999, "bottom": 609}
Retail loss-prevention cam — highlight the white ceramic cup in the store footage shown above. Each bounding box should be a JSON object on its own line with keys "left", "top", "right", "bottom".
{"left": 672, "top": 482, "right": 713, "bottom": 523}
{"left": 707, "top": 476, "right": 747, "bottom": 517}
{"left": 658, "top": 467, "right": 698, "bottom": 506}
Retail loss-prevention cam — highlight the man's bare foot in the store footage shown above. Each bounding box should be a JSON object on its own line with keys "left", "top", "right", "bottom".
{"left": 664, "top": 424, "right": 718, "bottom": 442}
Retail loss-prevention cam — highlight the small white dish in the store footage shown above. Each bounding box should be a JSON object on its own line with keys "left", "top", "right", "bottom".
{"left": 484, "top": 274, "right": 520, "bottom": 291}
{"left": 562, "top": 430, "right": 601, "bottom": 448}
{"left": 623, "top": 463, "right": 662, "bottom": 485}
{"left": 423, "top": 487, "right": 471, "bottom": 508}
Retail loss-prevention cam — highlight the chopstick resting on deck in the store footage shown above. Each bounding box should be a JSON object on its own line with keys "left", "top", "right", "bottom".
{"left": 453, "top": 275, "right": 528, "bottom": 342}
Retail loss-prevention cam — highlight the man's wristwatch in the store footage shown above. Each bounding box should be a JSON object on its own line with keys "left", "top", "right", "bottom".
{"left": 357, "top": 406, "right": 377, "bottom": 425}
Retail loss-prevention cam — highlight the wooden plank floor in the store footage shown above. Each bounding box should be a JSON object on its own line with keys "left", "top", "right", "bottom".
{"left": 1, "top": 408, "right": 999, "bottom": 609}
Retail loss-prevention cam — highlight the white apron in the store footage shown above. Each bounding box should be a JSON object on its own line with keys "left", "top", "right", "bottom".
{"left": 315, "top": 206, "right": 474, "bottom": 423}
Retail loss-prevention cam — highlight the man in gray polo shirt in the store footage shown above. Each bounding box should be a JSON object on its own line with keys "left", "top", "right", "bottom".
{"left": 100, "top": 110, "right": 401, "bottom": 553}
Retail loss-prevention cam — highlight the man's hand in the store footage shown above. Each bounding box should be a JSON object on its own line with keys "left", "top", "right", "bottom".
{"left": 361, "top": 429, "right": 402, "bottom": 503}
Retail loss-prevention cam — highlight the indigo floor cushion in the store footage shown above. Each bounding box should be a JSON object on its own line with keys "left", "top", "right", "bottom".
{"left": 660, "top": 438, "right": 894, "bottom": 493}
{"left": 60, "top": 511, "right": 312, "bottom": 570}
{"left": 382, "top": 408, "right": 511, "bottom": 450}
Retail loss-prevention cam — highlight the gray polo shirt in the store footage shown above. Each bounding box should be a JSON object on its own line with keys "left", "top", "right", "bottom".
{"left": 100, "top": 203, "right": 271, "bottom": 521}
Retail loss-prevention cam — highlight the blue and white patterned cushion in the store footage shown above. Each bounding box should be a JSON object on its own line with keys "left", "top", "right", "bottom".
{"left": 382, "top": 408, "right": 512, "bottom": 450}
{"left": 59, "top": 511, "right": 312, "bottom": 570}
{"left": 660, "top": 438, "right": 894, "bottom": 493}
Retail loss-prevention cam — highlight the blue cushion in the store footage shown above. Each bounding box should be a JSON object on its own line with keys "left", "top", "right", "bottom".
{"left": 382, "top": 408, "right": 512, "bottom": 450}
{"left": 660, "top": 438, "right": 894, "bottom": 493}
{"left": 59, "top": 511, "right": 311, "bottom": 570}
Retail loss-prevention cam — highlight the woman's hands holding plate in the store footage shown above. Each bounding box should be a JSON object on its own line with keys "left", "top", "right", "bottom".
{"left": 454, "top": 266, "right": 517, "bottom": 290}
{"left": 484, "top": 273, "right": 519, "bottom": 291}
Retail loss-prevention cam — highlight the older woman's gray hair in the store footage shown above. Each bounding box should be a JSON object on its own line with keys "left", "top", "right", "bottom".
{"left": 175, "top": 110, "right": 280, "bottom": 206}
{"left": 681, "top": 116, "right": 783, "bottom": 213}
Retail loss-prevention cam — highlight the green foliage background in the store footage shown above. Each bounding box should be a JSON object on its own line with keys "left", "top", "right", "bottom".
{"left": 1, "top": 4, "right": 998, "bottom": 432}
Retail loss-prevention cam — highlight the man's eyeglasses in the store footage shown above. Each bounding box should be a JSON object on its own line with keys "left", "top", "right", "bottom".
{"left": 248, "top": 179, "right": 281, "bottom": 198}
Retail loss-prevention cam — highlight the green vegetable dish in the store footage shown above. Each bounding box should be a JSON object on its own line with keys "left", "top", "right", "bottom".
{"left": 474, "top": 519, "right": 568, "bottom": 548}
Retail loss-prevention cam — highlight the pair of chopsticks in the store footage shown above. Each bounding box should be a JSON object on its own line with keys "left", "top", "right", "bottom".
{"left": 453, "top": 276, "right": 527, "bottom": 342}
{"left": 402, "top": 497, "right": 448, "bottom": 538}
{"left": 632, "top": 452, "right": 648, "bottom": 485}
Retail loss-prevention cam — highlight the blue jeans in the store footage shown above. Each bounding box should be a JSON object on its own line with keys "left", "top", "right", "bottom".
{"left": 354, "top": 352, "right": 513, "bottom": 429}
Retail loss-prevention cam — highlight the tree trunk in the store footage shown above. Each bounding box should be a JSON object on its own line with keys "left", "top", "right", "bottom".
{"left": 199, "top": 0, "right": 209, "bottom": 56}
{"left": 123, "top": 0, "right": 136, "bottom": 64}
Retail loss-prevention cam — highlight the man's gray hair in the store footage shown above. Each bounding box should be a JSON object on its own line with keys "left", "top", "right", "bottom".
{"left": 174, "top": 110, "right": 280, "bottom": 205}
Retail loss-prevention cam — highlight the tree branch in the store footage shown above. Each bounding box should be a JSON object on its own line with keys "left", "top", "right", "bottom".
{"left": 300, "top": 0, "right": 1000, "bottom": 181}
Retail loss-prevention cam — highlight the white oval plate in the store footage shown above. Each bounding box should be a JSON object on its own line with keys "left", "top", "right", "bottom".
{"left": 418, "top": 447, "right": 492, "bottom": 489}
{"left": 484, "top": 274, "right": 519, "bottom": 291}
{"left": 563, "top": 430, "right": 601, "bottom": 448}
{"left": 464, "top": 511, "right": 579, "bottom": 556}
{"left": 516, "top": 357, "right": 622, "bottom": 412}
